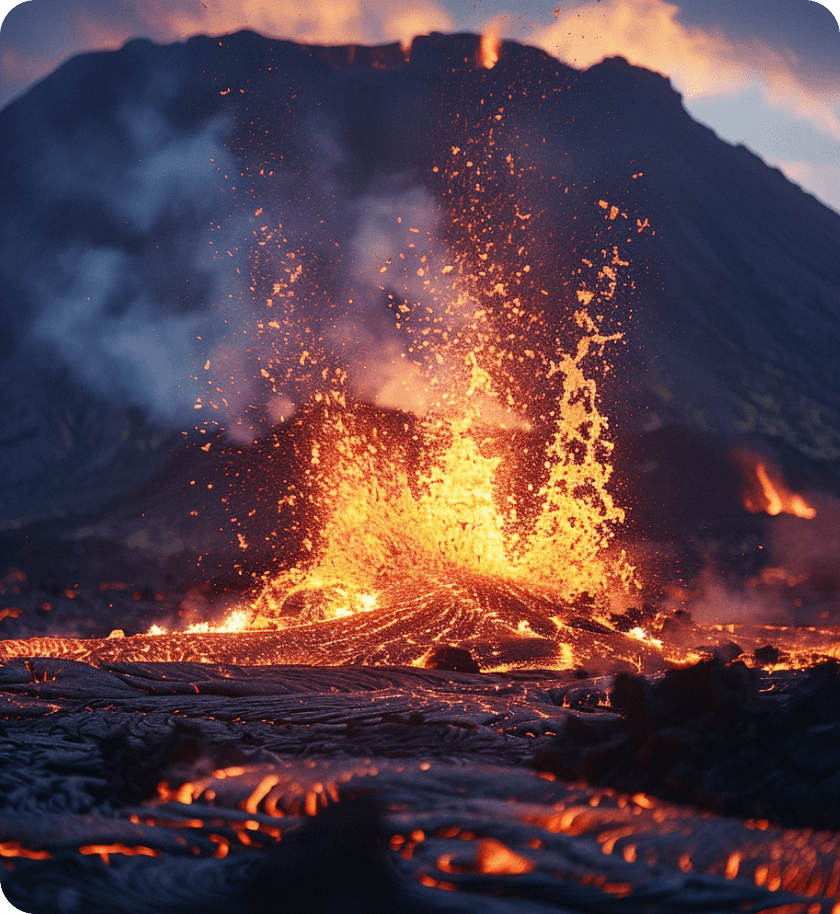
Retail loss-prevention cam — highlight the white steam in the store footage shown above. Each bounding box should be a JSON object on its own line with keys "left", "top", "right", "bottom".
{"left": 335, "top": 186, "right": 454, "bottom": 415}
{"left": 22, "top": 96, "right": 247, "bottom": 424}
{"left": 11, "top": 79, "right": 461, "bottom": 442}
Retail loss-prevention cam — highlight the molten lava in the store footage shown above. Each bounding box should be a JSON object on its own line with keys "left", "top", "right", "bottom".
{"left": 126, "top": 134, "right": 645, "bottom": 672}
{"left": 0, "top": 284, "right": 653, "bottom": 672}
{"left": 479, "top": 25, "right": 502, "bottom": 69}
{"left": 241, "top": 304, "right": 636, "bottom": 670}
{"left": 3, "top": 103, "right": 656, "bottom": 673}
{"left": 741, "top": 455, "right": 817, "bottom": 519}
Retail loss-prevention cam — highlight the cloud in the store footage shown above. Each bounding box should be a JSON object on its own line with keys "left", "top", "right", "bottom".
{"left": 530, "top": 0, "right": 840, "bottom": 141}
{"left": 0, "top": 0, "right": 453, "bottom": 108}
{"left": 136, "top": 0, "right": 368, "bottom": 46}
{"left": 0, "top": 41, "right": 53, "bottom": 83}
{"left": 165, "top": 0, "right": 456, "bottom": 48}
{"left": 364, "top": 0, "right": 453, "bottom": 46}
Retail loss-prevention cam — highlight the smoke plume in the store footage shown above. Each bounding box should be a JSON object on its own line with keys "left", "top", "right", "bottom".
{"left": 1, "top": 62, "right": 457, "bottom": 442}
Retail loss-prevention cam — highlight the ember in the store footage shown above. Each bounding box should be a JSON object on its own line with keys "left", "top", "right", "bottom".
{"left": 132, "top": 79, "right": 638, "bottom": 665}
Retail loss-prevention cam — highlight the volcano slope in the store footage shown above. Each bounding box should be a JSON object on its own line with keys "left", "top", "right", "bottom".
{"left": 1, "top": 30, "right": 839, "bottom": 540}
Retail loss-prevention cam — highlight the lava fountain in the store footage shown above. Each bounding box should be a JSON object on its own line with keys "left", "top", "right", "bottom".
{"left": 190, "top": 120, "right": 651, "bottom": 671}
{"left": 0, "top": 155, "right": 648, "bottom": 670}
{"left": 244, "top": 304, "right": 636, "bottom": 671}
{"left": 196, "top": 164, "right": 640, "bottom": 669}
{"left": 123, "top": 239, "right": 642, "bottom": 671}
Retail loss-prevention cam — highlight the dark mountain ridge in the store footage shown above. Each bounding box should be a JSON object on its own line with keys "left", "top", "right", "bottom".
{"left": 0, "top": 30, "right": 838, "bottom": 567}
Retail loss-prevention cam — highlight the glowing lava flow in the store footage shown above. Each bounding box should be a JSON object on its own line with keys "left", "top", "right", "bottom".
{"left": 744, "top": 459, "right": 817, "bottom": 520}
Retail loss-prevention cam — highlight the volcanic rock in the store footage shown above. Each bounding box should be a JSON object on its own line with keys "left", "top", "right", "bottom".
{"left": 424, "top": 645, "right": 481, "bottom": 673}
{"left": 219, "top": 800, "right": 406, "bottom": 914}
{"left": 4, "top": 659, "right": 840, "bottom": 913}
{"left": 533, "top": 658, "right": 840, "bottom": 830}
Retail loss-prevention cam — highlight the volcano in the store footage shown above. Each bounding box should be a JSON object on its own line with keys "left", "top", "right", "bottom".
{"left": 1, "top": 31, "right": 839, "bottom": 533}
{"left": 2, "top": 30, "right": 840, "bottom": 914}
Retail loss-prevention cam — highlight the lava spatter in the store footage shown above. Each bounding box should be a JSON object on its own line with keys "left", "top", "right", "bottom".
{"left": 243, "top": 300, "right": 635, "bottom": 670}
{"left": 141, "top": 126, "right": 641, "bottom": 669}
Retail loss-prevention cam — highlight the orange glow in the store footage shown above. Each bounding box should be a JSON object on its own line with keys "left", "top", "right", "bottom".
{"left": 741, "top": 456, "right": 817, "bottom": 519}
{"left": 0, "top": 842, "right": 51, "bottom": 860}
{"left": 243, "top": 775, "right": 280, "bottom": 815}
{"left": 115, "top": 0, "right": 456, "bottom": 51}
{"left": 79, "top": 844, "right": 161, "bottom": 864}
{"left": 147, "top": 608, "right": 258, "bottom": 637}
{"left": 726, "top": 851, "right": 742, "bottom": 879}
{"left": 437, "top": 837, "right": 535, "bottom": 875}
{"left": 479, "top": 23, "right": 502, "bottom": 69}
{"left": 475, "top": 837, "right": 535, "bottom": 875}
{"left": 754, "top": 462, "right": 816, "bottom": 519}
{"left": 417, "top": 873, "right": 457, "bottom": 891}
{"left": 213, "top": 766, "right": 247, "bottom": 778}
{"left": 208, "top": 835, "right": 230, "bottom": 858}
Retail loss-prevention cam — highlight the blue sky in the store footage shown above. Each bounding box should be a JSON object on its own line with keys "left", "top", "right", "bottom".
{"left": 1, "top": 0, "right": 838, "bottom": 211}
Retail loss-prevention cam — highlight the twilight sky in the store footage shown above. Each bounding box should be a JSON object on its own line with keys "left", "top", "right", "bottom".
{"left": 0, "top": 0, "right": 838, "bottom": 212}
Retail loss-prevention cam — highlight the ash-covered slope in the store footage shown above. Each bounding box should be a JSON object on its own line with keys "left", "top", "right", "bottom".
{"left": 1, "top": 30, "right": 839, "bottom": 535}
